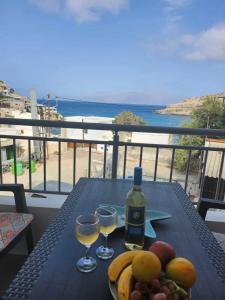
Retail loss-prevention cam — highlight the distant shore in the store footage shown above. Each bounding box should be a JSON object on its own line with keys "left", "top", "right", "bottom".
{"left": 156, "top": 91, "right": 225, "bottom": 116}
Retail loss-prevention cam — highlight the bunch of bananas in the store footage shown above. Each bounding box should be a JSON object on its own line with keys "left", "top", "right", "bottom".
{"left": 108, "top": 251, "right": 142, "bottom": 300}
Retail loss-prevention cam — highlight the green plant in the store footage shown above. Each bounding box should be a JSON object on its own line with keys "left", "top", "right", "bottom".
{"left": 174, "top": 96, "right": 225, "bottom": 172}
{"left": 113, "top": 111, "right": 147, "bottom": 125}
{"left": 191, "top": 96, "right": 225, "bottom": 130}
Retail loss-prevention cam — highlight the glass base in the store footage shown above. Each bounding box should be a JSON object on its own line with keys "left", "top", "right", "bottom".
{"left": 96, "top": 245, "right": 114, "bottom": 260}
{"left": 76, "top": 256, "right": 97, "bottom": 272}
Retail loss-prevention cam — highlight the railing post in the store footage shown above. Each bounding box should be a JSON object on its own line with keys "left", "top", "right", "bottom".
{"left": 112, "top": 131, "right": 119, "bottom": 179}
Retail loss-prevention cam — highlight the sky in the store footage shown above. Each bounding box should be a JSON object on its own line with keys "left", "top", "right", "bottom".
{"left": 1, "top": 0, "right": 225, "bottom": 104}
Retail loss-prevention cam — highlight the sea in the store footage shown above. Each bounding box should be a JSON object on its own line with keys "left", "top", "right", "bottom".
{"left": 38, "top": 99, "right": 190, "bottom": 127}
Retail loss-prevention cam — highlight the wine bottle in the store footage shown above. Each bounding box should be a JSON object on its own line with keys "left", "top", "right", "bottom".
{"left": 125, "top": 167, "right": 147, "bottom": 250}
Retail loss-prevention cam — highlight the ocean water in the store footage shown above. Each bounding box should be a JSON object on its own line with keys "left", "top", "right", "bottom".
{"left": 39, "top": 99, "right": 190, "bottom": 127}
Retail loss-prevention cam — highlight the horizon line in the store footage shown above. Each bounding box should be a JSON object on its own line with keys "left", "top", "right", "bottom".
{"left": 38, "top": 97, "right": 166, "bottom": 107}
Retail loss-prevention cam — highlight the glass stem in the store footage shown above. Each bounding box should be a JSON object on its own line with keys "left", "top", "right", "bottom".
{"left": 104, "top": 234, "right": 108, "bottom": 249}
{"left": 85, "top": 246, "right": 90, "bottom": 259}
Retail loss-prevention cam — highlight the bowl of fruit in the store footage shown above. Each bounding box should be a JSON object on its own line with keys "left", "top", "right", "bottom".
{"left": 108, "top": 241, "right": 196, "bottom": 300}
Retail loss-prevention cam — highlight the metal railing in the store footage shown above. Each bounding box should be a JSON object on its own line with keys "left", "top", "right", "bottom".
{"left": 0, "top": 118, "right": 224, "bottom": 199}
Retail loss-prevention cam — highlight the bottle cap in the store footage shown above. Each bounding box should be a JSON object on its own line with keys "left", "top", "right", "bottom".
{"left": 134, "top": 167, "right": 142, "bottom": 185}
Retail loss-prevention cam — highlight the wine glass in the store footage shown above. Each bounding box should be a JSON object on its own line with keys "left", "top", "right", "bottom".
{"left": 75, "top": 214, "right": 100, "bottom": 272}
{"left": 95, "top": 207, "right": 117, "bottom": 260}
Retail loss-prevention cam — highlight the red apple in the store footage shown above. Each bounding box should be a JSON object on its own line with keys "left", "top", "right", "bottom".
{"left": 148, "top": 241, "right": 176, "bottom": 268}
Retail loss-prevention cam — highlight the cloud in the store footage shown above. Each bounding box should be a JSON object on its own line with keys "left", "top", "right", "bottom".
{"left": 164, "top": 14, "right": 183, "bottom": 33}
{"left": 28, "top": 0, "right": 61, "bottom": 12}
{"left": 162, "top": 1, "right": 192, "bottom": 35}
{"left": 148, "top": 23, "right": 225, "bottom": 62}
{"left": 28, "top": 0, "right": 128, "bottom": 22}
{"left": 163, "top": 0, "right": 192, "bottom": 12}
{"left": 66, "top": 0, "right": 128, "bottom": 22}
{"left": 181, "top": 24, "right": 225, "bottom": 61}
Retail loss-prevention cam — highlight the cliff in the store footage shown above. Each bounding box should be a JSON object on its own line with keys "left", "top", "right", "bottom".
{"left": 156, "top": 93, "right": 225, "bottom": 116}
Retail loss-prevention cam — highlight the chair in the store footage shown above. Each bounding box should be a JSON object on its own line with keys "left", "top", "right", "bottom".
{"left": 197, "top": 198, "right": 225, "bottom": 249}
{"left": 0, "top": 184, "right": 34, "bottom": 258}
{"left": 197, "top": 198, "right": 225, "bottom": 220}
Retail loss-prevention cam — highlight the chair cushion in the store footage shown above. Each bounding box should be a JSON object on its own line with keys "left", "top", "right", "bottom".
{"left": 0, "top": 212, "right": 33, "bottom": 251}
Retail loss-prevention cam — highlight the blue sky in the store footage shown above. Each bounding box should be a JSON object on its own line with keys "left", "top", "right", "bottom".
{"left": 1, "top": 0, "right": 225, "bottom": 104}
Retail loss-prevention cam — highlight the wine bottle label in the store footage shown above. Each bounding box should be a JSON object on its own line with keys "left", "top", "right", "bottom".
{"left": 127, "top": 206, "right": 145, "bottom": 236}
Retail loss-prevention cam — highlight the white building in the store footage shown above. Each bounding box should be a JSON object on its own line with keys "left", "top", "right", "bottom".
{"left": 63, "top": 116, "right": 114, "bottom": 153}
{"left": 131, "top": 132, "right": 171, "bottom": 145}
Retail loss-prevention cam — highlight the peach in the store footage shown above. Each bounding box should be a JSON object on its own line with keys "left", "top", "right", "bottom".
{"left": 132, "top": 251, "right": 161, "bottom": 283}
{"left": 148, "top": 241, "right": 176, "bottom": 268}
{"left": 166, "top": 257, "right": 196, "bottom": 288}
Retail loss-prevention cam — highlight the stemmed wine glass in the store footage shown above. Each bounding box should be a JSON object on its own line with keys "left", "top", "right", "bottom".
{"left": 75, "top": 214, "right": 100, "bottom": 272}
{"left": 95, "top": 207, "right": 117, "bottom": 260}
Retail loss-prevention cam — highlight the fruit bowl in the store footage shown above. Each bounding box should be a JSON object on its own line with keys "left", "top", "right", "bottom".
{"left": 108, "top": 280, "right": 191, "bottom": 300}
{"left": 108, "top": 281, "right": 118, "bottom": 300}
{"left": 107, "top": 241, "right": 196, "bottom": 300}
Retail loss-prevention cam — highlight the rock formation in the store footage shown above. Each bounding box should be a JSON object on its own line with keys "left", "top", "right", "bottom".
{"left": 156, "top": 93, "right": 225, "bottom": 116}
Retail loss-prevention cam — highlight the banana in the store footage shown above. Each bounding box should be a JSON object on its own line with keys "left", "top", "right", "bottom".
{"left": 117, "top": 265, "right": 133, "bottom": 300}
{"left": 108, "top": 250, "right": 142, "bottom": 282}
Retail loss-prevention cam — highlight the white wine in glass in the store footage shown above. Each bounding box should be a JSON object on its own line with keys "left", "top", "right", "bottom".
{"left": 100, "top": 224, "right": 117, "bottom": 235}
{"left": 95, "top": 207, "right": 117, "bottom": 260}
{"left": 76, "top": 231, "right": 99, "bottom": 246}
{"left": 75, "top": 214, "right": 100, "bottom": 272}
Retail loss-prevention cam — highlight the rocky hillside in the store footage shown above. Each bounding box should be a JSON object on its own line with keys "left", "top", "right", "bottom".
{"left": 156, "top": 93, "right": 225, "bottom": 116}
{"left": 0, "top": 80, "right": 29, "bottom": 101}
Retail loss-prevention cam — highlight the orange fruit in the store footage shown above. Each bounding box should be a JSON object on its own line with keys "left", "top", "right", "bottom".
{"left": 166, "top": 257, "right": 196, "bottom": 288}
{"left": 132, "top": 251, "right": 161, "bottom": 283}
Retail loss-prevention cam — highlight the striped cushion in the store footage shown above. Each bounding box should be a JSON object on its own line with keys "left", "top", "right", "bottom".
{"left": 0, "top": 212, "right": 33, "bottom": 251}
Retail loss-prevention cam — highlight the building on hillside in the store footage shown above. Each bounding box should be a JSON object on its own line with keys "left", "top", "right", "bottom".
{"left": 62, "top": 116, "right": 114, "bottom": 153}
{"left": 0, "top": 81, "right": 11, "bottom": 108}
{"left": 37, "top": 104, "right": 63, "bottom": 120}
{"left": 0, "top": 80, "right": 31, "bottom": 111}
{"left": 6, "top": 98, "right": 26, "bottom": 110}
{"left": 202, "top": 139, "right": 225, "bottom": 200}
{"left": 0, "top": 108, "right": 13, "bottom": 118}
{"left": 0, "top": 80, "right": 10, "bottom": 96}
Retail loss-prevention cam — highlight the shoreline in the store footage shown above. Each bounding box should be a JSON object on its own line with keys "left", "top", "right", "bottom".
{"left": 154, "top": 110, "right": 191, "bottom": 116}
{"left": 55, "top": 101, "right": 189, "bottom": 128}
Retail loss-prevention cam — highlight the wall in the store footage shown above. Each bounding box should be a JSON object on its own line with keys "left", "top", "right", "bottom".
{"left": 131, "top": 132, "right": 170, "bottom": 145}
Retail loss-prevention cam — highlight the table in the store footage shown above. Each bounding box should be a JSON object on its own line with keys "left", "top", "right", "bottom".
{"left": 3, "top": 179, "right": 225, "bottom": 299}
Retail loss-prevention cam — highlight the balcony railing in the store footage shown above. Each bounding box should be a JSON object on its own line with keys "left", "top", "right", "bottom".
{"left": 0, "top": 118, "right": 224, "bottom": 200}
